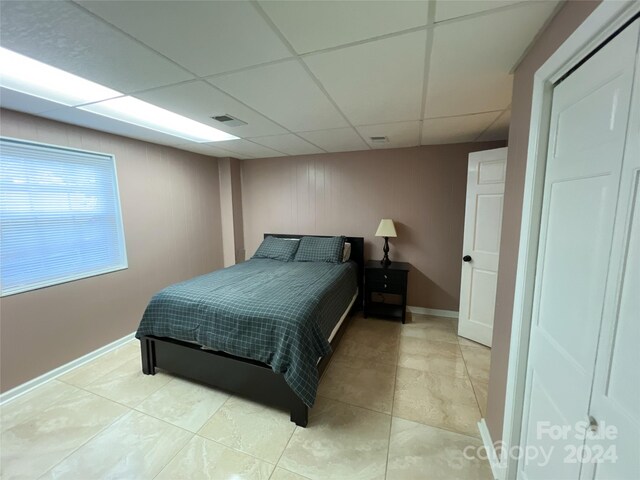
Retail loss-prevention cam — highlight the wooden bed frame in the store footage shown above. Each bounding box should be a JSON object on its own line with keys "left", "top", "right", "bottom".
{"left": 140, "top": 234, "right": 364, "bottom": 427}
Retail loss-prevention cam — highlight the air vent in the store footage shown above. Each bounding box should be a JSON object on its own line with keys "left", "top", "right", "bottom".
{"left": 211, "top": 114, "right": 247, "bottom": 127}
{"left": 370, "top": 136, "right": 389, "bottom": 144}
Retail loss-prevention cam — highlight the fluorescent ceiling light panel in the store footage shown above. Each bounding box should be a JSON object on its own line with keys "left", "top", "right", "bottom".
{"left": 0, "top": 47, "right": 121, "bottom": 106}
{"left": 0, "top": 47, "right": 236, "bottom": 143}
{"left": 81, "top": 96, "right": 238, "bottom": 143}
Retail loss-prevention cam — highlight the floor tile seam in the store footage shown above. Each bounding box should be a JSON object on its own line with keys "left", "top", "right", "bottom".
{"left": 390, "top": 411, "right": 483, "bottom": 441}
{"left": 0, "top": 383, "right": 82, "bottom": 434}
{"left": 78, "top": 360, "right": 162, "bottom": 392}
{"left": 151, "top": 430, "right": 198, "bottom": 480}
{"left": 272, "top": 418, "right": 300, "bottom": 474}
{"left": 385, "top": 339, "right": 401, "bottom": 480}
{"left": 173, "top": 391, "right": 234, "bottom": 437}
{"left": 399, "top": 335, "right": 466, "bottom": 351}
{"left": 399, "top": 334, "right": 460, "bottom": 346}
{"left": 397, "top": 347, "right": 467, "bottom": 365}
{"left": 329, "top": 350, "right": 399, "bottom": 369}
{"left": 2, "top": 379, "right": 133, "bottom": 436}
{"left": 457, "top": 340, "right": 485, "bottom": 418}
{"left": 34, "top": 406, "right": 131, "bottom": 479}
{"left": 395, "top": 363, "right": 473, "bottom": 384}
{"left": 57, "top": 350, "right": 140, "bottom": 388}
{"left": 333, "top": 353, "right": 398, "bottom": 369}
{"left": 67, "top": 382, "right": 202, "bottom": 440}
{"left": 192, "top": 432, "right": 279, "bottom": 468}
{"left": 72, "top": 380, "right": 161, "bottom": 411}
{"left": 394, "top": 362, "right": 470, "bottom": 380}
{"left": 315, "top": 391, "right": 394, "bottom": 417}
{"left": 330, "top": 349, "right": 398, "bottom": 368}
{"left": 400, "top": 325, "right": 458, "bottom": 336}
{"left": 459, "top": 342, "right": 492, "bottom": 352}
{"left": 126, "top": 406, "right": 209, "bottom": 437}
{"left": 195, "top": 387, "right": 244, "bottom": 438}
{"left": 460, "top": 345, "right": 491, "bottom": 383}
{"left": 269, "top": 465, "right": 313, "bottom": 480}
{"left": 342, "top": 335, "right": 402, "bottom": 352}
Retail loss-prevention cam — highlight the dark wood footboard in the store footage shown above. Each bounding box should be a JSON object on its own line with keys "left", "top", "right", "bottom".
{"left": 140, "top": 335, "right": 310, "bottom": 426}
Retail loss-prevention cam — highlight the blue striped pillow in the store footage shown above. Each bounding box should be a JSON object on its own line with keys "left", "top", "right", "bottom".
{"left": 294, "top": 236, "right": 345, "bottom": 263}
{"left": 252, "top": 236, "right": 299, "bottom": 261}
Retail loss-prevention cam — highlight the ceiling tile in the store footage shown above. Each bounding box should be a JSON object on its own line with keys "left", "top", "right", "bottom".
{"left": 209, "top": 60, "right": 348, "bottom": 132}
{"left": 304, "top": 30, "right": 427, "bottom": 125}
{"left": 425, "top": 1, "right": 558, "bottom": 118}
{"left": 173, "top": 143, "right": 245, "bottom": 159}
{"left": 214, "top": 139, "right": 284, "bottom": 159}
{"left": 477, "top": 109, "right": 511, "bottom": 141}
{"left": 249, "top": 134, "right": 324, "bottom": 156}
{"left": 78, "top": 1, "right": 292, "bottom": 77}
{"left": 421, "top": 111, "right": 500, "bottom": 144}
{"left": 0, "top": 1, "right": 191, "bottom": 93}
{"left": 134, "top": 81, "right": 287, "bottom": 138}
{"left": 435, "top": 1, "right": 522, "bottom": 23}
{"left": 297, "top": 128, "right": 369, "bottom": 153}
{"left": 357, "top": 121, "right": 421, "bottom": 149}
{"left": 260, "top": 0, "right": 429, "bottom": 54}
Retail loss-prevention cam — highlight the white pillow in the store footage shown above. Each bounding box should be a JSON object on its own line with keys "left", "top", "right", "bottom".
{"left": 342, "top": 242, "right": 352, "bottom": 262}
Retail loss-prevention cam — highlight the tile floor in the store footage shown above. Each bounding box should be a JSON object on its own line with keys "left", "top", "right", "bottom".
{"left": 0, "top": 313, "right": 493, "bottom": 479}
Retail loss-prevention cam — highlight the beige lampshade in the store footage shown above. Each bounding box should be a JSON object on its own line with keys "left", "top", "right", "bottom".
{"left": 375, "top": 219, "right": 397, "bottom": 238}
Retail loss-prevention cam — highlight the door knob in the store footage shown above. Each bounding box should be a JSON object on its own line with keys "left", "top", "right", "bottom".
{"left": 463, "top": 255, "right": 472, "bottom": 262}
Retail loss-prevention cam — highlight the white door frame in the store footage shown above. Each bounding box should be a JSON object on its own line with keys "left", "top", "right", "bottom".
{"left": 499, "top": 1, "right": 640, "bottom": 479}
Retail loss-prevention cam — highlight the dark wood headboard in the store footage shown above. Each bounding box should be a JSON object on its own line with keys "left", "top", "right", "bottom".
{"left": 263, "top": 233, "right": 364, "bottom": 310}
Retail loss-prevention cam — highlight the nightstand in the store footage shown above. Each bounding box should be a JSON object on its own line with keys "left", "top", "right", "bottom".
{"left": 364, "top": 260, "right": 410, "bottom": 323}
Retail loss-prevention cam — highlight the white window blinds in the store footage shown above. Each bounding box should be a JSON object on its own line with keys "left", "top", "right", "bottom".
{"left": 0, "top": 137, "right": 127, "bottom": 296}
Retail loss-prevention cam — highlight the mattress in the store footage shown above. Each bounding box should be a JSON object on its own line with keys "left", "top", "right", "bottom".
{"left": 136, "top": 258, "right": 358, "bottom": 407}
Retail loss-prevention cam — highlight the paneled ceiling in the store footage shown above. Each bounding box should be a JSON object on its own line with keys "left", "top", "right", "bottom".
{"left": 0, "top": 0, "right": 559, "bottom": 159}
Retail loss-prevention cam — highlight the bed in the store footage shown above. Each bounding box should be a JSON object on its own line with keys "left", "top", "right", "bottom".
{"left": 137, "top": 234, "right": 364, "bottom": 427}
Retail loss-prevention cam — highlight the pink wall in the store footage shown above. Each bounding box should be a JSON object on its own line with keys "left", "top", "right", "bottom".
{"left": 485, "top": 0, "right": 601, "bottom": 442}
{"left": 241, "top": 142, "right": 504, "bottom": 311}
{"left": 0, "top": 109, "right": 224, "bottom": 392}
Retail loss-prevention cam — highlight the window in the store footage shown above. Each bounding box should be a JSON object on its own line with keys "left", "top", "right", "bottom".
{"left": 0, "top": 137, "right": 127, "bottom": 296}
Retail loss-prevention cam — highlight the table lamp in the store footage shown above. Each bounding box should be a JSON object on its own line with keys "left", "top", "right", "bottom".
{"left": 375, "top": 219, "right": 397, "bottom": 267}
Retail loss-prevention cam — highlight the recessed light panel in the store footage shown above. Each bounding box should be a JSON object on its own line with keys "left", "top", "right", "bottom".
{"left": 0, "top": 47, "right": 237, "bottom": 143}
{"left": 0, "top": 47, "right": 121, "bottom": 106}
{"left": 81, "top": 97, "right": 238, "bottom": 143}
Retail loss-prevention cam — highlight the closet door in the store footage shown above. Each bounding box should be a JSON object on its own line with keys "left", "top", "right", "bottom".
{"left": 581, "top": 23, "right": 640, "bottom": 480}
{"left": 517, "top": 20, "right": 638, "bottom": 480}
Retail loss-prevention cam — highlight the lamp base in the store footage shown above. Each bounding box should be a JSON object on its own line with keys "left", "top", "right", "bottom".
{"left": 380, "top": 236, "right": 392, "bottom": 267}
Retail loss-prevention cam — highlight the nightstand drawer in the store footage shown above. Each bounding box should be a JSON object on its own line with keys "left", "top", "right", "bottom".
{"left": 366, "top": 279, "right": 404, "bottom": 294}
{"left": 366, "top": 269, "right": 406, "bottom": 284}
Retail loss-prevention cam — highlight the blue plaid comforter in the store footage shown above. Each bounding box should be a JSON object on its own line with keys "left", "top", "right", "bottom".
{"left": 136, "top": 259, "right": 358, "bottom": 407}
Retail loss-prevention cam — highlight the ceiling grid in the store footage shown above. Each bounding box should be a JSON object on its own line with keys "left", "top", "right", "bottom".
{"left": 418, "top": 0, "right": 437, "bottom": 146}
{"left": 0, "top": 0, "right": 561, "bottom": 158}
{"left": 249, "top": 0, "right": 373, "bottom": 151}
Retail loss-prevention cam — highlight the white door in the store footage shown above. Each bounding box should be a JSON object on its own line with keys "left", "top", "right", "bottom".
{"left": 518, "top": 20, "right": 639, "bottom": 480}
{"left": 581, "top": 29, "right": 640, "bottom": 480}
{"left": 458, "top": 147, "right": 507, "bottom": 347}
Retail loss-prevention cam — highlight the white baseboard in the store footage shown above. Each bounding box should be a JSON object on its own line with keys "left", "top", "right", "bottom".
{"left": 478, "top": 418, "right": 505, "bottom": 480}
{"left": 406, "top": 306, "right": 459, "bottom": 319}
{"left": 0, "top": 332, "right": 136, "bottom": 405}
